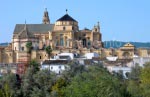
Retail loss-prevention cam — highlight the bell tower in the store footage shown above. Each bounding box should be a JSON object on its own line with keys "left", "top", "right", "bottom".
{"left": 92, "top": 21, "right": 102, "bottom": 42}
{"left": 42, "top": 8, "right": 50, "bottom": 24}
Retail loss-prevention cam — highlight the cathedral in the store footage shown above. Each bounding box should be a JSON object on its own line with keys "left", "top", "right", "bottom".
{"left": 0, "top": 9, "right": 149, "bottom": 64}
{"left": 12, "top": 9, "right": 102, "bottom": 51}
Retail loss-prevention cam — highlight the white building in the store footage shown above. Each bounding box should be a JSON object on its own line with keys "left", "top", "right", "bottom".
{"left": 106, "top": 56, "right": 118, "bottom": 61}
{"left": 51, "top": 53, "right": 74, "bottom": 60}
{"left": 84, "top": 52, "right": 99, "bottom": 59}
{"left": 133, "top": 57, "right": 150, "bottom": 67}
{"left": 41, "top": 60, "right": 69, "bottom": 74}
{"left": 41, "top": 53, "right": 73, "bottom": 74}
{"left": 107, "top": 66, "right": 131, "bottom": 79}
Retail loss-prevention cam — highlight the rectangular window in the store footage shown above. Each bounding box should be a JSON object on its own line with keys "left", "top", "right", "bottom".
{"left": 63, "top": 26, "right": 66, "bottom": 30}
{"left": 72, "top": 26, "right": 74, "bottom": 30}
{"left": 59, "top": 66, "right": 61, "bottom": 69}
{"left": 22, "top": 47, "right": 24, "bottom": 51}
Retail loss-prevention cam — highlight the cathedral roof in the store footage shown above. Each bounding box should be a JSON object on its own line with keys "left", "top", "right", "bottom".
{"left": 57, "top": 14, "right": 77, "bottom": 22}
{"left": 13, "top": 24, "right": 54, "bottom": 34}
{"left": 17, "top": 29, "right": 32, "bottom": 38}
{"left": 15, "top": 23, "right": 33, "bottom": 38}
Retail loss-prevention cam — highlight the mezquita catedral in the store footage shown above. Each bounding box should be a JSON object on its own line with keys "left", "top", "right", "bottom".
{"left": 0, "top": 9, "right": 150, "bottom": 75}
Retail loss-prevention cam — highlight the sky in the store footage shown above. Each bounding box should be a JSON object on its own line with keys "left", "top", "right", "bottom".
{"left": 0, "top": 0, "right": 150, "bottom": 43}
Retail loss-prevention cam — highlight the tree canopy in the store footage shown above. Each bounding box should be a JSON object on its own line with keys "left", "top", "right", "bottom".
{"left": 1, "top": 62, "right": 150, "bottom": 97}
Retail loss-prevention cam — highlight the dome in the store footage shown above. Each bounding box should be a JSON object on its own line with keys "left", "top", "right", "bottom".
{"left": 57, "top": 14, "right": 77, "bottom": 22}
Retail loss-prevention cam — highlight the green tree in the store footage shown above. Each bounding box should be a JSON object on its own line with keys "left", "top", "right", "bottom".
{"left": 129, "top": 63, "right": 141, "bottom": 80}
{"left": 127, "top": 63, "right": 150, "bottom": 97}
{"left": 21, "top": 67, "right": 34, "bottom": 97}
{"left": 0, "top": 89, "right": 3, "bottom": 97}
{"left": 51, "top": 77, "right": 68, "bottom": 97}
{"left": 26, "top": 42, "right": 32, "bottom": 53}
{"left": 126, "top": 64, "right": 142, "bottom": 97}
{"left": 127, "top": 80, "right": 141, "bottom": 97}
{"left": 0, "top": 83, "right": 12, "bottom": 97}
{"left": 45, "top": 45, "right": 52, "bottom": 59}
{"left": 29, "top": 59, "right": 40, "bottom": 72}
{"left": 140, "top": 62, "right": 150, "bottom": 97}
{"left": 62, "top": 62, "right": 87, "bottom": 78}
{"left": 0, "top": 74, "right": 22, "bottom": 97}
{"left": 63, "top": 65, "right": 122, "bottom": 97}
{"left": 22, "top": 67, "right": 54, "bottom": 97}
{"left": 31, "top": 70, "right": 55, "bottom": 97}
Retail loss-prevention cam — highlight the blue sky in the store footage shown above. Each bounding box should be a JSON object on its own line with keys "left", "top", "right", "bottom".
{"left": 0, "top": 0, "right": 150, "bottom": 43}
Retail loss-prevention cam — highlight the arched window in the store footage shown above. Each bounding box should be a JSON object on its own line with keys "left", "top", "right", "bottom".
{"left": 95, "top": 28, "right": 97, "bottom": 32}
{"left": 60, "top": 38, "right": 64, "bottom": 46}
{"left": 88, "top": 41, "right": 91, "bottom": 46}
{"left": 65, "top": 36, "right": 68, "bottom": 47}
{"left": 55, "top": 36, "right": 59, "bottom": 46}
{"left": 82, "top": 39, "right": 86, "bottom": 47}
{"left": 56, "top": 40, "right": 59, "bottom": 46}
{"left": 72, "top": 26, "right": 74, "bottom": 30}
{"left": 123, "top": 52, "right": 130, "bottom": 58}
{"left": 87, "top": 37, "right": 91, "bottom": 47}
{"left": 60, "top": 34, "right": 64, "bottom": 46}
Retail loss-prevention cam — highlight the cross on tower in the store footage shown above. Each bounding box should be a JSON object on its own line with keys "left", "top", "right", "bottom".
{"left": 66, "top": 9, "right": 68, "bottom": 14}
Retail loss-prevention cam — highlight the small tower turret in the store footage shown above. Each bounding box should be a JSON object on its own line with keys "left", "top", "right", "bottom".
{"left": 97, "top": 21, "right": 100, "bottom": 31}
{"left": 92, "top": 21, "right": 100, "bottom": 32}
{"left": 42, "top": 8, "right": 50, "bottom": 24}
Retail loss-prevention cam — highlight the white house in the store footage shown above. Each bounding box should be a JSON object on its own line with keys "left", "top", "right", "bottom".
{"left": 106, "top": 56, "right": 118, "bottom": 61}
{"left": 41, "top": 60, "right": 70, "bottom": 74}
{"left": 107, "top": 66, "right": 131, "bottom": 79}
{"left": 41, "top": 53, "right": 73, "bottom": 74}
{"left": 84, "top": 52, "right": 99, "bottom": 59}
{"left": 51, "top": 53, "right": 74, "bottom": 60}
{"left": 0, "top": 63, "right": 17, "bottom": 75}
{"left": 133, "top": 57, "right": 150, "bottom": 67}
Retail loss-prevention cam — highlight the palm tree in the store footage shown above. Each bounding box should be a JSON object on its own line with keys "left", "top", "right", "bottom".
{"left": 26, "top": 42, "right": 32, "bottom": 53}
{"left": 45, "top": 45, "right": 52, "bottom": 59}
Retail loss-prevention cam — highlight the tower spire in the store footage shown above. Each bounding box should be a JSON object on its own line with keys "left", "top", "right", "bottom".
{"left": 24, "top": 20, "right": 27, "bottom": 30}
{"left": 42, "top": 8, "right": 50, "bottom": 24}
{"left": 97, "top": 21, "right": 100, "bottom": 30}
